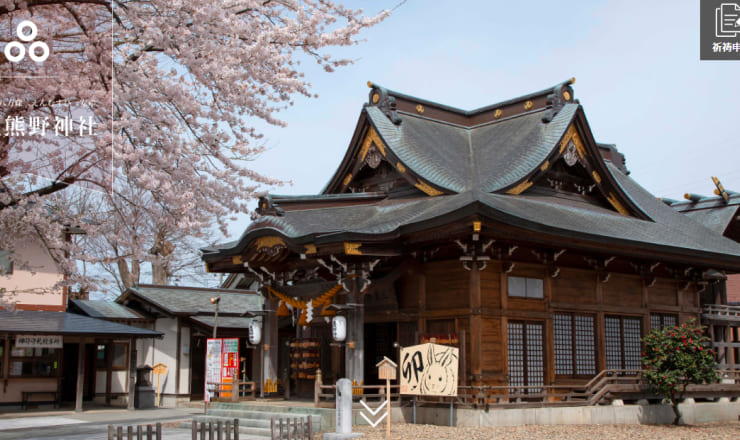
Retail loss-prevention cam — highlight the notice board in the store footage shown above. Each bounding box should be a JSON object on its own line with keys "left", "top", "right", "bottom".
{"left": 399, "top": 343, "right": 459, "bottom": 396}
{"left": 204, "top": 338, "right": 239, "bottom": 402}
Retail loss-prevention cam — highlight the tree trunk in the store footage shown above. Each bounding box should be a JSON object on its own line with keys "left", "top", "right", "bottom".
{"left": 670, "top": 398, "right": 681, "bottom": 425}
{"left": 117, "top": 259, "right": 141, "bottom": 289}
{"left": 151, "top": 262, "right": 168, "bottom": 285}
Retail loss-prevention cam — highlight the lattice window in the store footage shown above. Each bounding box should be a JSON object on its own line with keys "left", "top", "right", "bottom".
{"left": 605, "top": 315, "right": 642, "bottom": 373}
{"left": 575, "top": 315, "right": 596, "bottom": 375}
{"left": 650, "top": 313, "right": 677, "bottom": 330}
{"left": 508, "top": 322, "right": 524, "bottom": 389}
{"left": 605, "top": 316, "right": 623, "bottom": 370}
{"left": 553, "top": 314, "right": 573, "bottom": 375}
{"left": 508, "top": 321, "right": 544, "bottom": 393}
{"left": 526, "top": 323, "right": 544, "bottom": 392}
{"left": 623, "top": 318, "right": 642, "bottom": 370}
{"left": 554, "top": 313, "right": 595, "bottom": 377}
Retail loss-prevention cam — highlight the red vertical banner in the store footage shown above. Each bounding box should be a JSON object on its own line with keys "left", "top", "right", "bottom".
{"left": 220, "top": 338, "right": 239, "bottom": 398}
{"left": 205, "top": 338, "right": 239, "bottom": 401}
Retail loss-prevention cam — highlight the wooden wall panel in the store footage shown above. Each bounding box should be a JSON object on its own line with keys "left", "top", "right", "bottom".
{"left": 481, "top": 263, "right": 502, "bottom": 309}
{"left": 679, "top": 288, "right": 699, "bottom": 308}
{"left": 507, "top": 297, "right": 547, "bottom": 312}
{"left": 648, "top": 279, "right": 678, "bottom": 306}
{"left": 602, "top": 274, "right": 642, "bottom": 307}
{"left": 398, "top": 267, "right": 420, "bottom": 309}
{"left": 508, "top": 264, "right": 546, "bottom": 280}
{"left": 551, "top": 268, "right": 596, "bottom": 305}
{"left": 481, "top": 318, "right": 504, "bottom": 376}
{"left": 425, "top": 260, "right": 469, "bottom": 310}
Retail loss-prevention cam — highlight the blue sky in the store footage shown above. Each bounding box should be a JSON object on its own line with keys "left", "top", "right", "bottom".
{"left": 242, "top": 0, "right": 739, "bottom": 235}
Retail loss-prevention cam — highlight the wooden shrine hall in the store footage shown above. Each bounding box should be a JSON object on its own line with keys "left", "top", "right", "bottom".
{"left": 202, "top": 79, "right": 740, "bottom": 399}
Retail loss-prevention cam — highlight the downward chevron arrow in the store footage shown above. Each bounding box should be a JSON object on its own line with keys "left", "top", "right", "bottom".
{"left": 360, "top": 399, "right": 388, "bottom": 428}
{"left": 360, "top": 399, "right": 386, "bottom": 416}
{"left": 360, "top": 410, "right": 387, "bottom": 428}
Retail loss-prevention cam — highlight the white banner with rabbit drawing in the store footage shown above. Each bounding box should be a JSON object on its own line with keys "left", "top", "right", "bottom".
{"left": 399, "top": 343, "right": 458, "bottom": 396}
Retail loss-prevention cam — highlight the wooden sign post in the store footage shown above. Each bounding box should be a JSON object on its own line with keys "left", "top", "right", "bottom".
{"left": 152, "top": 363, "right": 167, "bottom": 407}
{"left": 376, "top": 356, "right": 397, "bottom": 438}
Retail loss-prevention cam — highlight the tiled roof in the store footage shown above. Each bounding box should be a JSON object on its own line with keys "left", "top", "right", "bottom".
{"left": 118, "top": 285, "right": 263, "bottom": 317}
{"left": 190, "top": 316, "right": 257, "bottom": 329}
{"left": 368, "top": 104, "right": 578, "bottom": 193}
{"left": 69, "top": 299, "right": 143, "bottom": 320}
{"left": 206, "top": 173, "right": 740, "bottom": 264}
{"left": 0, "top": 311, "right": 162, "bottom": 337}
{"left": 203, "top": 82, "right": 740, "bottom": 269}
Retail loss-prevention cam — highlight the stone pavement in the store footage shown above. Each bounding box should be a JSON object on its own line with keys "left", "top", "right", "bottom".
{"left": 0, "top": 406, "right": 204, "bottom": 440}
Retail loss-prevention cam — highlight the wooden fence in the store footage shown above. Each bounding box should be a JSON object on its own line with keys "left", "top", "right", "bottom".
{"left": 191, "top": 419, "right": 239, "bottom": 440}
{"left": 108, "top": 423, "right": 161, "bottom": 440}
{"left": 314, "top": 369, "right": 740, "bottom": 409}
{"left": 270, "top": 417, "right": 312, "bottom": 440}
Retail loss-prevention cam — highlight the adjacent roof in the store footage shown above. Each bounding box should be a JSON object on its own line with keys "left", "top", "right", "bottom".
{"left": 669, "top": 193, "right": 740, "bottom": 237}
{"left": 0, "top": 311, "right": 162, "bottom": 337}
{"left": 69, "top": 299, "right": 144, "bottom": 320}
{"left": 117, "top": 284, "right": 263, "bottom": 317}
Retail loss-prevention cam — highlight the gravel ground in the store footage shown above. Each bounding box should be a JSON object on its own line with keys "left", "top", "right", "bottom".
{"left": 341, "top": 422, "right": 740, "bottom": 440}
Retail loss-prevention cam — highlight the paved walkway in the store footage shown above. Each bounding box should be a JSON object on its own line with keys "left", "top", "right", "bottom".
{"left": 0, "top": 406, "right": 205, "bottom": 440}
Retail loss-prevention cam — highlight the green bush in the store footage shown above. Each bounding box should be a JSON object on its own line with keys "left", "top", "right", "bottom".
{"left": 641, "top": 318, "right": 717, "bottom": 424}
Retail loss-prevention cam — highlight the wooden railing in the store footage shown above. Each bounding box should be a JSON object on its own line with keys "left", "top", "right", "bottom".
{"left": 314, "top": 369, "right": 740, "bottom": 408}
{"left": 207, "top": 379, "right": 256, "bottom": 402}
{"left": 703, "top": 304, "right": 740, "bottom": 318}
{"left": 313, "top": 371, "right": 402, "bottom": 408}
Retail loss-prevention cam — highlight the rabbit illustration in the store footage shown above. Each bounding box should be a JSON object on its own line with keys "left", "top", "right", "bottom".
{"left": 420, "top": 345, "right": 458, "bottom": 395}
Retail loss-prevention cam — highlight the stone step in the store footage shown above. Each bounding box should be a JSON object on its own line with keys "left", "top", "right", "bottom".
{"left": 180, "top": 419, "right": 271, "bottom": 438}
{"left": 189, "top": 413, "right": 320, "bottom": 439}
{"left": 204, "top": 409, "right": 321, "bottom": 424}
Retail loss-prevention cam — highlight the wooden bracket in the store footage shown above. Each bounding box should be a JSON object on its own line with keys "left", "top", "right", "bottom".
{"left": 503, "top": 261, "right": 516, "bottom": 274}
{"left": 549, "top": 266, "right": 560, "bottom": 278}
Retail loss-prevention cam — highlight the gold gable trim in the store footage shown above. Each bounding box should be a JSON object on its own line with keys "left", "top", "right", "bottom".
{"left": 415, "top": 180, "right": 443, "bottom": 196}
{"left": 607, "top": 193, "right": 630, "bottom": 216}
{"left": 344, "top": 242, "right": 363, "bottom": 255}
{"left": 232, "top": 255, "right": 243, "bottom": 265}
{"left": 342, "top": 173, "right": 353, "bottom": 187}
{"left": 592, "top": 170, "right": 602, "bottom": 184}
{"left": 304, "top": 244, "right": 317, "bottom": 255}
{"left": 559, "top": 124, "right": 587, "bottom": 159}
{"left": 254, "top": 236, "right": 286, "bottom": 251}
{"left": 506, "top": 180, "right": 533, "bottom": 195}
{"left": 358, "top": 126, "right": 387, "bottom": 162}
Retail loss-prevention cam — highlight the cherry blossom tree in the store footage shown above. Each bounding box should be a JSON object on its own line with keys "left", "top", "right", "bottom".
{"left": 1, "top": 0, "right": 389, "bottom": 295}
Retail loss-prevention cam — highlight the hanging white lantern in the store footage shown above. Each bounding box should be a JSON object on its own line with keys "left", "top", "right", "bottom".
{"left": 332, "top": 316, "right": 347, "bottom": 342}
{"left": 248, "top": 320, "right": 262, "bottom": 345}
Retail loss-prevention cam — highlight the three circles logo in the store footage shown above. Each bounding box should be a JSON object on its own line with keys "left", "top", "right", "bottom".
{"left": 4, "top": 20, "right": 50, "bottom": 63}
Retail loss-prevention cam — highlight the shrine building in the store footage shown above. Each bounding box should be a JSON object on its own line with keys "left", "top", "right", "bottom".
{"left": 202, "top": 79, "right": 740, "bottom": 398}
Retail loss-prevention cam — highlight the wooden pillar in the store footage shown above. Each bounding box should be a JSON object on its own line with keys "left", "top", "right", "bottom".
{"left": 175, "top": 317, "right": 182, "bottom": 399}
{"left": 128, "top": 338, "right": 136, "bottom": 410}
{"left": 345, "top": 271, "right": 364, "bottom": 386}
{"left": 262, "top": 295, "right": 278, "bottom": 396}
{"left": 544, "top": 275, "right": 555, "bottom": 386}
{"left": 595, "top": 273, "right": 606, "bottom": 372}
{"left": 75, "top": 338, "right": 85, "bottom": 412}
{"left": 500, "top": 271, "right": 508, "bottom": 385}
{"left": 469, "top": 262, "right": 482, "bottom": 384}
{"left": 417, "top": 263, "right": 427, "bottom": 336}
{"left": 105, "top": 341, "right": 113, "bottom": 405}
{"left": 726, "top": 326, "right": 735, "bottom": 368}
